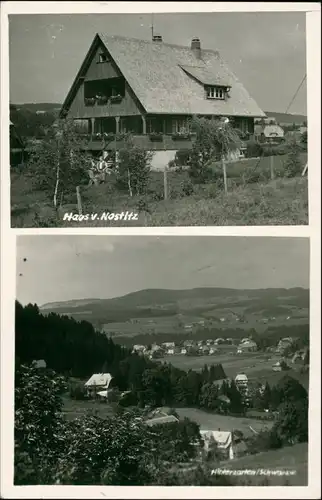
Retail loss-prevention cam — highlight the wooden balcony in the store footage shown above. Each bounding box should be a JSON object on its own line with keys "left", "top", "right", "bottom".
{"left": 81, "top": 133, "right": 195, "bottom": 151}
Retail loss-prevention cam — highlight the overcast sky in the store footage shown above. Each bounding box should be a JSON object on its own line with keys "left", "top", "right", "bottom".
{"left": 16, "top": 236, "right": 309, "bottom": 306}
{"left": 9, "top": 11, "right": 307, "bottom": 114}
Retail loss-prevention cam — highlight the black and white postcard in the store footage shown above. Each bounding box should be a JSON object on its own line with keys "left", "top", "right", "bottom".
{"left": 0, "top": 2, "right": 320, "bottom": 500}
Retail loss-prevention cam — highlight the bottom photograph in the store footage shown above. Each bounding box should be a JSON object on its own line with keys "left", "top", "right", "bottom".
{"left": 15, "top": 235, "right": 309, "bottom": 486}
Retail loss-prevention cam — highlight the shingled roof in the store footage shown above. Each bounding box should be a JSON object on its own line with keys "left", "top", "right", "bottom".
{"left": 61, "top": 33, "right": 265, "bottom": 118}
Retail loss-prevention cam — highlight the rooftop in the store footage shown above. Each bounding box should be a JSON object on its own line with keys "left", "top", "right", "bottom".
{"left": 62, "top": 33, "right": 265, "bottom": 118}
{"left": 84, "top": 373, "right": 113, "bottom": 388}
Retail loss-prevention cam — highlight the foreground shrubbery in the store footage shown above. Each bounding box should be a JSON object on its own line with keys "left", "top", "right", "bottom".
{"left": 15, "top": 363, "right": 309, "bottom": 485}
{"left": 14, "top": 364, "right": 233, "bottom": 485}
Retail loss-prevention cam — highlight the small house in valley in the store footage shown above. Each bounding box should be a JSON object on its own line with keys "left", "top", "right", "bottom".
{"left": 32, "top": 359, "right": 47, "bottom": 369}
{"left": 132, "top": 344, "right": 146, "bottom": 354}
{"left": 200, "top": 430, "right": 234, "bottom": 460}
{"left": 145, "top": 415, "right": 179, "bottom": 427}
{"left": 237, "top": 340, "right": 257, "bottom": 353}
{"left": 162, "top": 342, "right": 175, "bottom": 349}
{"left": 84, "top": 372, "right": 114, "bottom": 397}
{"left": 235, "top": 373, "right": 248, "bottom": 390}
{"left": 59, "top": 32, "right": 265, "bottom": 169}
{"left": 272, "top": 361, "right": 283, "bottom": 372}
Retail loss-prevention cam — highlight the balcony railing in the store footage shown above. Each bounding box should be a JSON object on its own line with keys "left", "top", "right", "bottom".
{"left": 84, "top": 94, "right": 124, "bottom": 107}
{"left": 80, "top": 132, "right": 195, "bottom": 151}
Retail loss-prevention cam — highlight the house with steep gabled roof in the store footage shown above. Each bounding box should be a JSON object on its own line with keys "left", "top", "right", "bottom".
{"left": 59, "top": 33, "right": 265, "bottom": 165}
{"left": 84, "top": 372, "right": 114, "bottom": 397}
{"left": 145, "top": 414, "right": 179, "bottom": 427}
{"left": 200, "top": 430, "right": 234, "bottom": 460}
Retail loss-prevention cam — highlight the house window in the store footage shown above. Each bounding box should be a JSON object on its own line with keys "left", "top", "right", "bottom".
{"left": 206, "top": 86, "right": 225, "bottom": 100}
{"left": 98, "top": 53, "right": 109, "bottom": 63}
{"left": 171, "top": 118, "right": 189, "bottom": 134}
{"left": 241, "top": 119, "right": 249, "bottom": 134}
{"left": 147, "top": 117, "right": 163, "bottom": 134}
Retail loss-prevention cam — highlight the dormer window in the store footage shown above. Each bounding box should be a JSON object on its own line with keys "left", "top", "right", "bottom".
{"left": 206, "top": 86, "right": 225, "bottom": 100}
{"left": 98, "top": 53, "right": 109, "bottom": 63}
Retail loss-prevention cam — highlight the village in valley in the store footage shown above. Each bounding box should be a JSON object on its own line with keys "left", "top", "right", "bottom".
{"left": 15, "top": 237, "right": 310, "bottom": 486}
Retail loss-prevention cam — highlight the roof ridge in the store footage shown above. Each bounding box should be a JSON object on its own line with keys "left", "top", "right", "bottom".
{"left": 97, "top": 32, "right": 220, "bottom": 54}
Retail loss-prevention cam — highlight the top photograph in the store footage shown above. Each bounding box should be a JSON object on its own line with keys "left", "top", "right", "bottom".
{"left": 9, "top": 11, "right": 308, "bottom": 227}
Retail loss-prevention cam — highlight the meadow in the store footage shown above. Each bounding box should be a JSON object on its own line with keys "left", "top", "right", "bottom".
{"left": 11, "top": 153, "right": 308, "bottom": 227}
{"left": 221, "top": 443, "right": 308, "bottom": 486}
{"left": 62, "top": 396, "right": 115, "bottom": 421}
{"left": 163, "top": 352, "right": 309, "bottom": 389}
{"left": 174, "top": 407, "right": 273, "bottom": 436}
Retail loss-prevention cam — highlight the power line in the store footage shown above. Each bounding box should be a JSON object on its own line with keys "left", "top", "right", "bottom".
{"left": 285, "top": 73, "right": 306, "bottom": 114}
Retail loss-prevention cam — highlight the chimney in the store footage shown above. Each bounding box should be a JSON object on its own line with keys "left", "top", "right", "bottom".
{"left": 152, "top": 34, "right": 163, "bottom": 43}
{"left": 191, "top": 37, "right": 201, "bottom": 59}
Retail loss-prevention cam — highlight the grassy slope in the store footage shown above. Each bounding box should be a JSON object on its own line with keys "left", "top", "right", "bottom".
{"left": 163, "top": 353, "right": 309, "bottom": 389}
{"left": 221, "top": 443, "right": 308, "bottom": 486}
{"left": 175, "top": 407, "right": 274, "bottom": 435}
{"left": 11, "top": 153, "right": 308, "bottom": 227}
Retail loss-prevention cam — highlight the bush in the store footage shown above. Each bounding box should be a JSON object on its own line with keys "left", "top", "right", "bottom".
{"left": 188, "top": 117, "right": 242, "bottom": 184}
{"left": 262, "top": 144, "right": 289, "bottom": 157}
{"left": 246, "top": 141, "right": 263, "bottom": 158}
{"left": 180, "top": 179, "right": 194, "bottom": 197}
{"left": 175, "top": 149, "right": 191, "bottom": 167}
{"left": 247, "top": 429, "right": 282, "bottom": 454}
{"left": 117, "top": 134, "right": 154, "bottom": 196}
{"left": 69, "top": 383, "right": 87, "bottom": 401}
{"left": 284, "top": 142, "right": 303, "bottom": 178}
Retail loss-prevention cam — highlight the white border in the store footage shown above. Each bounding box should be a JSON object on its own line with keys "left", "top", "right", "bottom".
{"left": 1, "top": 2, "right": 321, "bottom": 499}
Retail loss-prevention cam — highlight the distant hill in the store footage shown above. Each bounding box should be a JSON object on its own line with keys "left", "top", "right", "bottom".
{"left": 264, "top": 111, "right": 307, "bottom": 125}
{"left": 40, "top": 287, "right": 309, "bottom": 327}
{"left": 10, "top": 103, "right": 62, "bottom": 113}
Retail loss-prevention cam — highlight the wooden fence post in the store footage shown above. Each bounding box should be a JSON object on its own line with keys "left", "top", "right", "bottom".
{"left": 222, "top": 156, "right": 228, "bottom": 193}
{"left": 164, "top": 163, "right": 168, "bottom": 200}
{"left": 270, "top": 155, "right": 275, "bottom": 180}
{"left": 76, "top": 186, "right": 83, "bottom": 215}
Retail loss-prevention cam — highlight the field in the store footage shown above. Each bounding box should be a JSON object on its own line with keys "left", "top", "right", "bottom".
{"left": 11, "top": 153, "right": 308, "bottom": 227}
{"left": 221, "top": 443, "right": 308, "bottom": 486}
{"left": 62, "top": 396, "right": 115, "bottom": 421}
{"left": 40, "top": 287, "right": 309, "bottom": 340}
{"left": 106, "top": 314, "right": 308, "bottom": 339}
{"left": 163, "top": 352, "right": 309, "bottom": 389}
{"left": 175, "top": 407, "right": 273, "bottom": 436}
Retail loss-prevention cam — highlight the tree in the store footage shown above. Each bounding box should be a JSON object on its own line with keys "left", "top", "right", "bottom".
{"left": 188, "top": 116, "right": 242, "bottom": 183}
{"left": 261, "top": 382, "right": 272, "bottom": 410}
{"left": 271, "top": 375, "right": 308, "bottom": 409}
{"left": 273, "top": 399, "right": 308, "bottom": 445}
{"left": 226, "top": 380, "right": 244, "bottom": 414}
{"left": 303, "top": 348, "right": 309, "bottom": 366}
{"left": 15, "top": 301, "right": 131, "bottom": 379}
{"left": 55, "top": 411, "right": 155, "bottom": 485}
{"left": 28, "top": 119, "right": 90, "bottom": 209}
{"left": 116, "top": 134, "right": 154, "bottom": 196}
{"left": 301, "top": 130, "right": 308, "bottom": 150}
{"left": 14, "top": 364, "right": 67, "bottom": 484}
{"left": 151, "top": 418, "right": 202, "bottom": 464}
{"left": 284, "top": 139, "right": 302, "bottom": 177}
